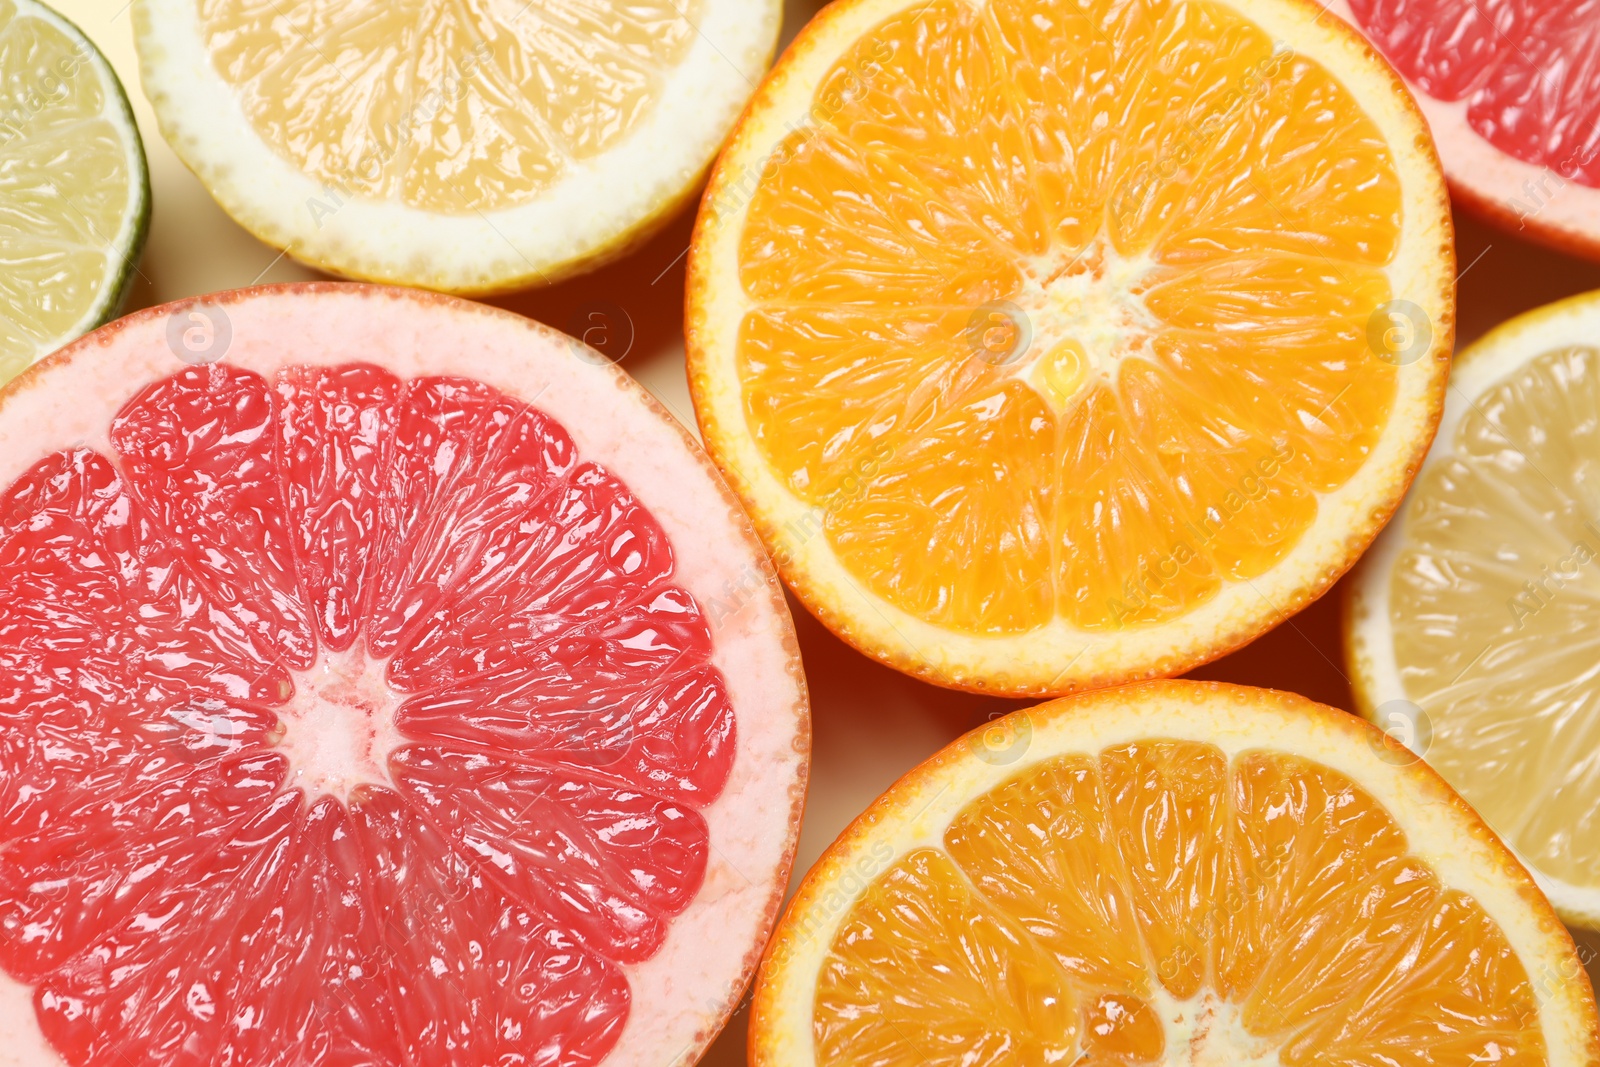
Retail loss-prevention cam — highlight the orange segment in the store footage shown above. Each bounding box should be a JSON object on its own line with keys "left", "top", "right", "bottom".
{"left": 690, "top": 0, "right": 1449, "bottom": 692}
{"left": 737, "top": 127, "right": 1022, "bottom": 307}
{"left": 735, "top": 306, "right": 973, "bottom": 505}
{"left": 757, "top": 684, "right": 1591, "bottom": 1067}
{"left": 1099, "top": 1, "right": 1280, "bottom": 257}
{"left": 811, "top": 0, "right": 1048, "bottom": 259}
{"left": 826, "top": 374, "right": 1057, "bottom": 634}
{"left": 813, "top": 849, "right": 1077, "bottom": 1064}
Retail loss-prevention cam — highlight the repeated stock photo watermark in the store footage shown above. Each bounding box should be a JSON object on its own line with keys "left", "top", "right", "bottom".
{"left": 0, "top": 36, "right": 94, "bottom": 145}
{"left": 166, "top": 302, "right": 233, "bottom": 364}
{"left": 702, "top": 441, "right": 895, "bottom": 634}
{"left": 565, "top": 301, "right": 636, "bottom": 365}
{"left": 1367, "top": 699, "right": 1431, "bottom": 767}
{"left": 1505, "top": 145, "right": 1600, "bottom": 231}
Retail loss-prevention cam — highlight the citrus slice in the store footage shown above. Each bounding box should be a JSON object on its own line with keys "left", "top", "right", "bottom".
{"left": 1326, "top": 0, "right": 1600, "bottom": 260}
{"left": 752, "top": 680, "right": 1599, "bottom": 1067}
{"left": 1348, "top": 290, "right": 1600, "bottom": 931}
{"left": 0, "top": 0, "right": 148, "bottom": 380}
{"left": 687, "top": 0, "right": 1455, "bottom": 696}
{"left": 130, "top": 0, "right": 779, "bottom": 293}
{"left": 0, "top": 283, "right": 808, "bottom": 1067}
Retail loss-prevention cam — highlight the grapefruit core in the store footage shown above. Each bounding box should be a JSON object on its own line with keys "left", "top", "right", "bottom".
{"left": 0, "top": 284, "right": 808, "bottom": 1067}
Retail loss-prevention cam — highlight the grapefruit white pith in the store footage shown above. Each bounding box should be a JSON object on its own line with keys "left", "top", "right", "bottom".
{"left": 0, "top": 284, "right": 808, "bottom": 1067}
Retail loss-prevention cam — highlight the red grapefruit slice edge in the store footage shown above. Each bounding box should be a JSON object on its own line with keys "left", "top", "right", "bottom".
{"left": 1327, "top": 0, "right": 1600, "bottom": 258}
{"left": 0, "top": 283, "right": 809, "bottom": 1067}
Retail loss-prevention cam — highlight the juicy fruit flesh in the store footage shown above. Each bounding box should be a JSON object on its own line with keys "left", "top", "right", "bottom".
{"left": 0, "top": 0, "right": 138, "bottom": 373}
{"left": 1389, "top": 344, "right": 1600, "bottom": 888}
{"left": 1347, "top": 0, "right": 1600, "bottom": 188}
{"left": 0, "top": 360, "right": 736, "bottom": 1066}
{"left": 815, "top": 741, "right": 1545, "bottom": 1066}
{"left": 735, "top": 0, "right": 1404, "bottom": 637}
{"left": 197, "top": 0, "right": 703, "bottom": 213}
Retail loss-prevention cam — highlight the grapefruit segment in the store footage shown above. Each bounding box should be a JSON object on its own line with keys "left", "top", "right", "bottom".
{"left": 0, "top": 752, "right": 283, "bottom": 982}
{"left": 0, "top": 284, "right": 806, "bottom": 1067}
{"left": 276, "top": 363, "right": 403, "bottom": 654}
{"left": 112, "top": 365, "right": 316, "bottom": 671}
{"left": 1333, "top": 0, "right": 1600, "bottom": 256}
{"left": 353, "top": 792, "right": 629, "bottom": 1067}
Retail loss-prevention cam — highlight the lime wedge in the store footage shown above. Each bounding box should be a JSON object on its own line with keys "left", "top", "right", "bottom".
{"left": 0, "top": 0, "right": 148, "bottom": 379}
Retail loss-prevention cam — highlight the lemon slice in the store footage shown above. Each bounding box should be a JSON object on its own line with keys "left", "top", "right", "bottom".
{"left": 753, "top": 681, "right": 1599, "bottom": 1066}
{"left": 132, "top": 0, "right": 780, "bottom": 293}
{"left": 1349, "top": 290, "right": 1600, "bottom": 930}
{"left": 687, "top": 0, "right": 1453, "bottom": 696}
{"left": 0, "top": 0, "right": 148, "bottom": 380}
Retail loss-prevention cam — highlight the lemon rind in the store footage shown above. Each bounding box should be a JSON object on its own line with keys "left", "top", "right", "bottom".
{"left": 1347, "top": 288, "right": 1600, "bottom": 931}
{"left": 131, "top": 0, "right": 779, "bottom": 294}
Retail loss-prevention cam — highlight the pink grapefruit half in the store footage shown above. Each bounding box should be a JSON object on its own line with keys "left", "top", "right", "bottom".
{"left": 1327, "top": 0, "right": 1600, "bottom": 258}
{"left": 0, "top": 283, "right": 808, "bottom": 1067}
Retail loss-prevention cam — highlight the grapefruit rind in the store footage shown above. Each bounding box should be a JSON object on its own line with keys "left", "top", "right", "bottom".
{"left": 750, "top": 680, "right": 1600, "bottom": 1067}
{"left": 1321, "top": 0, "right": 1600, "bottom": 262}
{"left": 1347, "top": 289, "right": 1600, "bottom": 931}
{"left": 0, "top": 283, "right": 810, "bottom": 1067}
{"left": 130, "top": 0, "right": 780, "bottom": 294}
{"left": 686, "top": 0, "right": 1455, "bottom": 697}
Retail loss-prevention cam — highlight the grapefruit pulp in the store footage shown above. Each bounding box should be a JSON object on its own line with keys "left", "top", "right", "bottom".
{"left": 0, "top": 284, "right": 808, "bottom": 1066}
{"left": 1329, "top": 0, "right": 1600, "bottom": 258}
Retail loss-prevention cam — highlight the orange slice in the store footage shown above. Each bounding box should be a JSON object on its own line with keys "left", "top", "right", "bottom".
{"left": 752, "top": 681, "right": 1600, "bottom": 1067}
{"left": 687, "top": 0, "right": 1455, "bottom": 695}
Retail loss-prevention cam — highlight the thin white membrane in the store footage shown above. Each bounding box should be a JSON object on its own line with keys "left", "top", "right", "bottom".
{"left": 0, "top": 284, "right": 808, "bottom": 1067}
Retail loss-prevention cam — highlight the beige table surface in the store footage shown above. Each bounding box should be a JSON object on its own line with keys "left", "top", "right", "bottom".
{"left": 50, "top": 0, "right": 1600, "bottom": 1060}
